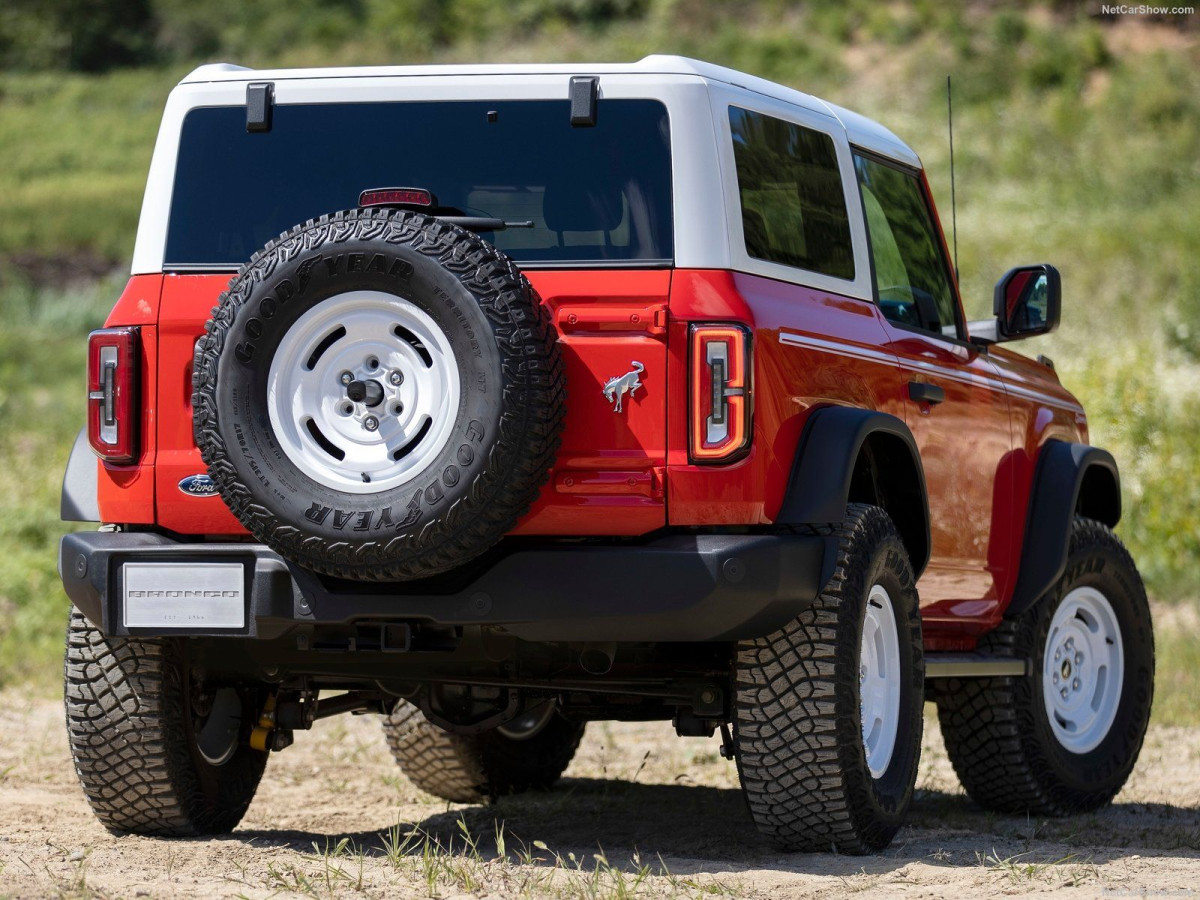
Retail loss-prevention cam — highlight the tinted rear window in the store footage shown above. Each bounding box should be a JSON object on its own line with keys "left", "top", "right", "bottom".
{"left": 728, "top": 106, "right": 854, "bottom": 280}
{"left": 165, "top": 99, "right": 672, "bottom": 267}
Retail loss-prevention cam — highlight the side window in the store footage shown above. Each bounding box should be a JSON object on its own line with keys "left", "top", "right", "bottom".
{"left": 728, "top": 107, "right": 854, "bottom": 281}
{"left": 853, "top": 153, "right": 961, "bottom": 339}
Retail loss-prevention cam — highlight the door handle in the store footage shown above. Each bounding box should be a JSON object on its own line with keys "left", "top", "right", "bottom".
{"left": 908, "top": 381, "right": 945, "bottom": 405}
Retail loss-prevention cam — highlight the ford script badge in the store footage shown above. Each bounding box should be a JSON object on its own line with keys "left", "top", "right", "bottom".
{"left": 178, "top": 474, "right": 219, "bottom": 497}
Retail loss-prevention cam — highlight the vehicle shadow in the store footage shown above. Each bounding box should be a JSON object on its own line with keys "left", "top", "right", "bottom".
{"left": 229, "top": 778, "right": 1200, "bottom": 878}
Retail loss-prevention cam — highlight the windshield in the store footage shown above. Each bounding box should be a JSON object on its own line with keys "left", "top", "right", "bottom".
{"left": 165, "top": 98, "right": 673, "bottom": 268}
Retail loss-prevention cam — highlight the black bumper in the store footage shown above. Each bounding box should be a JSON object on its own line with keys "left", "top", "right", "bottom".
{"left": 58, "top": 530, "right": 829, "bottom": 644}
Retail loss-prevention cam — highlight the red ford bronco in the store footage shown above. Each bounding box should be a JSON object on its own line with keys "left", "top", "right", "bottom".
{"left": 60, "top": 56, "right": 1154, "bottom": 853}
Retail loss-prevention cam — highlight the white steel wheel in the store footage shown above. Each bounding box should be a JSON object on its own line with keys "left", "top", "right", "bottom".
{"left": 1041, "top": 585, "right": 1125, "bottom": 754}
{"left": 859, "top": 583, "right": 902, "bottom": 779}
{"left": 267, "top": 290, "right": 462, "bottom": 493}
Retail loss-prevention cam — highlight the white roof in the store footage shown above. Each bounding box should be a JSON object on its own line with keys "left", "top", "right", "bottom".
{"left": 180, "top": 54, "right": 920, "bottom": 168}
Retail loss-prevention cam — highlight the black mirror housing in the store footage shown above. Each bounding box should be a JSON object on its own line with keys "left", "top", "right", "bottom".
{"left": 993, "top": 264, "right": 1061, "bottom": 340}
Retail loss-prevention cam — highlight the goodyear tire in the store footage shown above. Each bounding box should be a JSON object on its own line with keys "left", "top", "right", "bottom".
{"left": 733, "top": 504, "right": 924, "bottom": 854}
{"left": 193, "top": 208, "right": 565, "bottom": 581}
{"left": 933, "top": 517, "right": 1154, "bottom": 815}
{"left": 382, "top": 700, "right": 584, "bottom": 802}
{"left": 64, "top": 610, "right": 267, "bottom": 836}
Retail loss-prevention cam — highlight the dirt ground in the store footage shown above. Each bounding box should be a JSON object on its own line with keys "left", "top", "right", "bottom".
{"left": 1, "top": 691, "right": 1199, "bottom": 899}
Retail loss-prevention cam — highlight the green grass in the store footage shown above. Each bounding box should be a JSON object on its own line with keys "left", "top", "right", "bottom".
{"left": 0, "top": 4, "right": 1197, "bottom": 713}
{"left": 0, "top": 276, "right": 118, "bottom": 686}
{"left": 1151, "top": 601, "right": 1200, "bottom": 728}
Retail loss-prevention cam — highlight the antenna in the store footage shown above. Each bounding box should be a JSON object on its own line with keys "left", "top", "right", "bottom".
{"left": 946, "top": 74, "right": 959, "bottom": 279}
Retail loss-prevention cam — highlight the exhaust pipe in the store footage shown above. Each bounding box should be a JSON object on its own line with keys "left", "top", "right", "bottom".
{"left": 579, "top": 641, "right": 616, "bottom": 675}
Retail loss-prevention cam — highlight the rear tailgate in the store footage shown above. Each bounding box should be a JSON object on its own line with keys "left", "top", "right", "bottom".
{"left": 153, "top": 270, "right": 671, "bottom": 536}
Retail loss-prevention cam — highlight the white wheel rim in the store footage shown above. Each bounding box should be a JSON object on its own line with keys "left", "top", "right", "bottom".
{"left": 1041, "top": 586, "right": 1124, "bottom": 754}
{"left": 859, "top": 584, "right": 902, "bottom": 779}
{"left": 267, "top": 290, "right": 462, "bottom": 493}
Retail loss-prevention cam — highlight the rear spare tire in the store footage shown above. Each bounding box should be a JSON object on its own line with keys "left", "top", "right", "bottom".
{"left": 193, "top": 208, "right": 564, "bottom": 581}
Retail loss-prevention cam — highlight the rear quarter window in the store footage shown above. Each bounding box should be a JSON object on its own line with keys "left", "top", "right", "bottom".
{"left": 165, "top": 99, "right": 672, "bottom": 268}
{"left": 728, "top": 106, "right": 854, "bottom": 281}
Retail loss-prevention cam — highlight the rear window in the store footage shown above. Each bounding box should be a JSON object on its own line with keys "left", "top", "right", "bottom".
{"left": 728, "top": 106, "right": 854, "bottom": 281}
{"left": 165, "top": 99, "right": 672, "bottom": 268}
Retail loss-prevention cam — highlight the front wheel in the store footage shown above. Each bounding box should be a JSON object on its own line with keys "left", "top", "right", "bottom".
{"left": 934, "top": 517, "right": 1154, "bottom": 814}
{"left": 733, "top": 504, "right": 925, "bottom": 854}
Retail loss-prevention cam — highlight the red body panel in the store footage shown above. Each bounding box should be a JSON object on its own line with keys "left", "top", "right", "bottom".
{"left": 154, "top": 274, "right": 244, "bottom": 534}
{"left": 96, "top": 275, "right": 163, "bottom": 525}
{"left": 96, "top": 256, "right": 1085, "bottom": 644}
{"left": 877, "top": 324, "right": 1014, "bottom": 636}
{"left": 666, "top": 269, "right": 906, "bottom": 526}
{"left": 511, "top": 269, "right": 671, "bottom": 535}
{"left": 146, "top": 270, "right": 673, "bottom": 537}
{"left": 984, "top": 343, "right": 1088, "bottom": 614}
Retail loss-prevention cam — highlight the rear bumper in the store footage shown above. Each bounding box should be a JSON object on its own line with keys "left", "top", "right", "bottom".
{"left": 59, "top": 530, "right": 829, "bottom": 643}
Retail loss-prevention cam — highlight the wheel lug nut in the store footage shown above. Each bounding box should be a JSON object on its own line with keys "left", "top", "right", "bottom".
{"left": 363, "top": 416, "right": 379, "bottom": 432}
{"left": 340, "top": 371, "right": 353, "bottom": 386}
{"left": 1055, "top": 649, "right": 1061, "bottom": 661}
{"left": 1061, "top": 687, "right": 1069, "bottom": 699}
{"left": 389, "top": 370, "right": 403, "bottom": 386}
{"left": 1072, "top": 678, "right": 1080, "bottom": 691}
{"left": 1075, "top": 652, "right": 1083, "bottom": 665}
{"left": 1053, "top": 673, "right": 1059, "bottom": 684}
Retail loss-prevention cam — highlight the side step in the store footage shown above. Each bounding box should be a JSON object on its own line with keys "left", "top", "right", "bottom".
{"left": 925, "top": 653, "right": 1028, "bottom": 679}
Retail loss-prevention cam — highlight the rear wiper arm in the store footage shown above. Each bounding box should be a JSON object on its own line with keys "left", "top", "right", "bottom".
{"left": 435, "top": 217, "right": 535, "bottom": 232}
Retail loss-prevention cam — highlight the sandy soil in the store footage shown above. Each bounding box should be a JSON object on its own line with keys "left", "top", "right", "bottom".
{"left": 1, "top": 691, "right": 1199, "bottom": 899}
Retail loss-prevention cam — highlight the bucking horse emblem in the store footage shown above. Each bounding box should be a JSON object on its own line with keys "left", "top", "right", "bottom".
{"left": 602, "top": 361, "right": 645, "bottom": 413}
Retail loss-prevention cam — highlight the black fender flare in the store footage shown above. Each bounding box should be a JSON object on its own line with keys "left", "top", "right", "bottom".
{"left": 777, "top": 406, "right": 931, "bottom": 578}
{"left": 1007, "top": 440, "right": 1121, "bottom": 617}
{"left": 61, "top": 427, "right": 100, "bottom": 522}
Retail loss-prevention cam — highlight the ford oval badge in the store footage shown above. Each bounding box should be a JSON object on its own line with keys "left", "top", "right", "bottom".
{"left": 178, "top": 474, "right": 218, "bottom": 497}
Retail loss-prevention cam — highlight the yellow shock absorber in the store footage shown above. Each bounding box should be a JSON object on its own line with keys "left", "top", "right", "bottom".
{"left": 249, "top": 694, "right": 278, "bottom": 752}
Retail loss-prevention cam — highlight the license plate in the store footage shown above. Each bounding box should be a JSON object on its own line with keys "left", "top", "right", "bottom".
{"left": 122, "top": 562, "right": 245, "bottom": 629}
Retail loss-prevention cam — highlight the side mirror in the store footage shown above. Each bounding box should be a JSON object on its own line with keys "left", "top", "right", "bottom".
{"left": 993, "top": 264, "right": 1061, "bottom": 340}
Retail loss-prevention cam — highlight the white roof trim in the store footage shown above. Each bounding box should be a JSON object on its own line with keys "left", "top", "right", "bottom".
{"left": 177, "top": 54, "right": 919, "bottom": 166}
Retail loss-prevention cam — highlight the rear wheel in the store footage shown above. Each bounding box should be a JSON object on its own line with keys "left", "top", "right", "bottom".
{"left": 382, "top": 700, "right": 584, "bottom": 803}
{"left": 64, "top": 611, "right": 267, "bottom": 836}
{"left": 733, "top": 504, "right": 924, "bottom": 853}
{"left": 934, "top": 517, "right": 1154, "bottom": 814}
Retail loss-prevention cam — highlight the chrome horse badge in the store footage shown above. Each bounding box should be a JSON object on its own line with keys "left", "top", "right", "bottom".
{"left": 602, "top": 362, "right": 645, "bottom": 412}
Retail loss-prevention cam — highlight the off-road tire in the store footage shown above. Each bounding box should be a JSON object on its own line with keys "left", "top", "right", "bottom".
{"left": 382, "top": 700, "right": 584, "bottom": 803}
{"left": 193, "top": 207, "right": 565, "bottom": 581}
{"left": 64, "top": 610, "right": 267, "bottom": 836}
{"left": 933, "top": 517, "right": 1154, "bottom": 815}
{"left": 733, "top": 504, "right": 924, "bottom": 854}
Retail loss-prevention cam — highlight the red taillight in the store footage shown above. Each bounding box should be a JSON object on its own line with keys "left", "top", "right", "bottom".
{"left": 87, "top": 327, "right": 140, "bottom": 464}
{"left": 690, "top": 324, "right": 752, "bottom": 463}
{"left": 358, "top": 187, "right": 436, "bottom": 209}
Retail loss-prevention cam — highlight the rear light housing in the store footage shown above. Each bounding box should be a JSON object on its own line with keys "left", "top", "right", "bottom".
{"left": 358, "top": 187, "right": 436, "bottom": 209}
{"left": 689, "top": 324, "right": 752, "bottom": 463}
{"left": 87, "top": 327, "right": 140, "bottom": 464}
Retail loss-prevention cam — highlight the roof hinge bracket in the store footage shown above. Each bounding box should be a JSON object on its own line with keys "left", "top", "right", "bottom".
{"left": 246, "top": 82, "right": 275, "bottom": 133}
{"left": 569, "top": 76, "right": 598, "bottom": 127}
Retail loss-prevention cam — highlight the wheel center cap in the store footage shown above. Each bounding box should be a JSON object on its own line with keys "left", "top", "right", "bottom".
{"left": 1061, "top": 659, "right": 1072, "bottom": 679}
{"left": 346, "top": 379, "right": 385, "bottom": 407}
